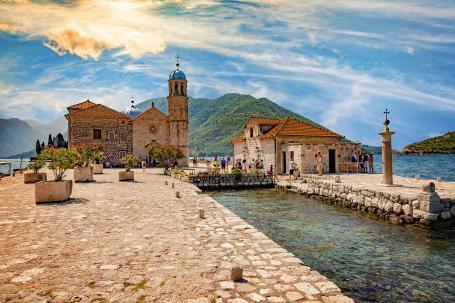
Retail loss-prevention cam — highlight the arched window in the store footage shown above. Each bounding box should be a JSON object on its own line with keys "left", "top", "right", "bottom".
{"left": 175, "top": 82, "right": 178, "bottom": 96}
{"left": 250, "top": 128, "right": 254, "bottom": 138}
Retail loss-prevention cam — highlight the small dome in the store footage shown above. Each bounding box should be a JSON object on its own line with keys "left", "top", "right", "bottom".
{"left": 169, "top": 69, "right": 186, "bottom": 80}
{"left": 123, "top": 100, "right": 142, "bottom": 118}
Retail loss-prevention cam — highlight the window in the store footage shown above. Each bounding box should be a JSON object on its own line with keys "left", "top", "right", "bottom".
{"left": 119, "top": 150, "right": 126, "bottom": 159}
{"left": 119, "top": 132, "right": 126, "bottom": 142}
{"left": 93, "top": 129, "right": 102, "bottom": 139}
{"left": 107, "top": 131, "right": 115, "bottom": 141}
{"left": 290, "top": 151, "right": 295, "bottom": 161}
{"left": 249, "top": 128, "right": 254, "bottom": 138}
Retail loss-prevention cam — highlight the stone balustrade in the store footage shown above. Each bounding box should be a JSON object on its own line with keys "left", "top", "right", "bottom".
{"left": 277, "top": 177, "right": 455, "bottom": 226}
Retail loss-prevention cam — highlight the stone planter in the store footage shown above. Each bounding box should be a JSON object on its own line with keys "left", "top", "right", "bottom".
{"left": 91, "top": 163, "right": 103, "bottom": 174}
{"left": 24, "top": 172, "right": 47, "bottom": 184}
{"left": 74, "top": 167, "right": 93, "bottom": 182}
{"left": 35, "top": 180, "right": 73, "bottom": 203}
{"left": 119, "top": 170, "right": 134, "bottom": 181}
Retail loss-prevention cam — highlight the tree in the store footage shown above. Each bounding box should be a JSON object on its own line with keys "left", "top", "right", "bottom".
{"left": 56, "top": 133, "right": 65, "bottom": 148}
{"left": 146, "top": 143, "right": 184, "bottom": 172}
{"left": 41, "top": 142, "right": 45, "bottom": 149}
{"left": 36, "top": 140, "right": 41, "bottom": 155}
{"left": 48, "top": 134, "right": 53, "bottom": 146}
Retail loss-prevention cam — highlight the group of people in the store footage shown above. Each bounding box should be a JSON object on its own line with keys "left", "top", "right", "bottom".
{"left": 350, "top": 151, "right": 374, "bottom": 173}
{"left": 234, "top": 158, "right": 265, "bottom": 172}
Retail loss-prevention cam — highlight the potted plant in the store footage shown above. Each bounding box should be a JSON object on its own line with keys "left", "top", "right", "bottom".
{"left": 74, "top": 145, "right": 94, "bottom": 182}
{"left": 119, "top": 154, "right": 138, "bottom": 181}
{"left": 91, "top": 150, "right": 105, "bottom": 174}
{"left": 212, "top": 160, "right": 221, "bottom": 174}
{"left": 24, "top": 159, "right": 47, "bottom": 184}
{"left": 35, "top": 148, "right": 79, "bottom": 203}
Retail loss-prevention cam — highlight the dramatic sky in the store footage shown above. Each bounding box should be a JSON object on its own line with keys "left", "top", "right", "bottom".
{"left": 0, "top": 0, "right": 454, "bottom": 148}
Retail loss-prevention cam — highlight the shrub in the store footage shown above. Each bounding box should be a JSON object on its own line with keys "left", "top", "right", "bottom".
{"left": 231, "top": 168, "right": 242, "bottom": 175}
{"left": 121, "top": 154, "right": 139, "bottom": 172}
{"left": 146, "top": 143, "right": 185, "bottom": 172}
{"left": 38, "top": 148, "right": 79, "bottom": 181}
{"left": 28, "top": 159, "right": 45, "bottom": 173}
{"left": 92, "top": 150, "right": 105, "bottom": 164}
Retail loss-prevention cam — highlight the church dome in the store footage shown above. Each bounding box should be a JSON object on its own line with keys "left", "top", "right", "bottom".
{"left": 169, "top": 69, "right": 186, "bottom": 80}
{"left": 123, "top": 100, "right": 142, "bottom": 118}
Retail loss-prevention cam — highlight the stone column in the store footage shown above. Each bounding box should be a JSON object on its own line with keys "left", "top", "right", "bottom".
{"left": 379, "top": 119, "right": 395, "bottom": 185}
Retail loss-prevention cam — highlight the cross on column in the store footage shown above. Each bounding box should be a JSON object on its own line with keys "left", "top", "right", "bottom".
{"left": 384, "top": 108, "right": 390, "bottom": 120}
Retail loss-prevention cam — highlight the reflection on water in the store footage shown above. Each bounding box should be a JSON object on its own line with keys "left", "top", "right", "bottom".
{"left": 209, "top": 189, "right": 455, "bottom": 303}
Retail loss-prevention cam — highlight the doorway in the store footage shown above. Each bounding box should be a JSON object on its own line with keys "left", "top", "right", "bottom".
{"left": 329, "top": 149, "right": 336, "bottom": 173}
{"left": 282, "top": 151, "right": 287, "bottom": 174}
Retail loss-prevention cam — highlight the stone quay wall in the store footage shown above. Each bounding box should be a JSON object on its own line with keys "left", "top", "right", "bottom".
{"left": 184, "top": 173, "right": 275, "bottom": 190}
{"left": 277, "top": 177, "right": 455, "bottom": 226}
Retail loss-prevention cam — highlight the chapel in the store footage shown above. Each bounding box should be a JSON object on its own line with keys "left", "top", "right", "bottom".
{"left": 65, "top": 63, "right": 189, "bottom": 166}
{"left": 232, "top": 117, "right": 361, "bottom": 174}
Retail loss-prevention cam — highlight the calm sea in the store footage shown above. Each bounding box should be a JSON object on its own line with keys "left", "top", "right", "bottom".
{"left": 209, "top": 189, "right": 455, "bottom": 303}
{"left": 1, "top": 154, "right": 454, "bottom": 181}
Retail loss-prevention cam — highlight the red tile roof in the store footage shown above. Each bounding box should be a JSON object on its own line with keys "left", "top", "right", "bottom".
{"left": 67, "top": 100, "right": 96, "bottom": 111}
{"left": 240, "top": 116, "right": 342, "bottom": 140}
{"left": 67, "top": 104, "right": 128, "bottom": 119}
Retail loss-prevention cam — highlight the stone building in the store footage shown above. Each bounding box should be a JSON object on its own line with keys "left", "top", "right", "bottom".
{"left": 66, "top": 63, "right": 189, "bottom": 166}
{"left": 232, "top": 117, "right": 361, "bottom": 174}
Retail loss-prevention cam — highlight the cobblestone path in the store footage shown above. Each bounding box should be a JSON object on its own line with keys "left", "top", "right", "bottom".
{"left": 0, "top": 169, "right": 353, "bottom": 303}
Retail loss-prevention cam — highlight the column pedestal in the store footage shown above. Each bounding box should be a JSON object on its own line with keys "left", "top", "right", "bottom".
{"left": 379, "top": 126, "right": 395, "bottom": 185}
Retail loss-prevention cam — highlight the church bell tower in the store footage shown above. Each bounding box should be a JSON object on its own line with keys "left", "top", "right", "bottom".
{"left": 167, "top": 58, "right": 189, "bottom": 166}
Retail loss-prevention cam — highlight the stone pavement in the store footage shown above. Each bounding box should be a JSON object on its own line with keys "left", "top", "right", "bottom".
{"left": 0, "top": 169, "right": 353, "bottom": 303}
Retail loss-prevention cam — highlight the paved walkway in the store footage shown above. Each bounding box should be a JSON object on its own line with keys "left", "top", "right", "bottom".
{"left": 0, "top": 169, "right": 352, "bottom": 303}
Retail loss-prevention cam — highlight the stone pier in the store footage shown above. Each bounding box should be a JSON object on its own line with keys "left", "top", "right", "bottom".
{"left": 0, "top": 169, "right": 352, "bottom": 303}
{"left": 277, "top": 174, "right": 455, "bottom": 226}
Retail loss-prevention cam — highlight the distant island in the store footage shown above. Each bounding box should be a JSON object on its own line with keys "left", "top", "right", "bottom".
{"left": 402, "top": 131, "right": 455, "bottom": 154}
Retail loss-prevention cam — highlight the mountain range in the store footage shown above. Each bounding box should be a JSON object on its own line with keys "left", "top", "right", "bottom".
{"left": 1, "top": 93, "right": 329, "bottom": 158}
{"left": 136, "top": 93, "right": 322, "bottom": 156}
{"left": 0, "top": 117, "right": 67, "bottom": 158}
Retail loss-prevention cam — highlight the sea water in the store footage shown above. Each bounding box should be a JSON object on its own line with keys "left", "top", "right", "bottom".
{"left": 209, "top": 189, "right": 455, "bottom": 303}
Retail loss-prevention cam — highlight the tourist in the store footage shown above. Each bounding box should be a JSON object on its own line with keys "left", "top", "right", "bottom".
{"left": 368, "top": 154, "right": 374, "bottom": 173}
{"left": 363, "top": 153, "right": 369, "bottom": 173}
{"left": 289, "top": 160, "right": 297, "bottom": 181}
{"left": 221, "top": 157, "right": 227, "bottom": 173}
{"left": 193, "top": 156, "right": 198, "bottom": 167}
{"left": 242, "top": 159, "right": 247, "bottom": 172}
{"left": 267, "top": 164, "right": 274, "bottom": 175}
{"left": 316, "top": 152, "right": 323, "bottom": 175}
{"left": 206, "top": 160, "right": 211, "bottom": 173}
{"left": 358, "top": 153, "right": 364, "bottom": 173}
{"left": 250, "top": 159, "right": 255, "bottom": 172}
{"left": 236, "top": 159, "right": 242, "bottom": 170}
{"left": 350, "top": 151, "right": 358, "bottom": 162}
{"left": 259, "top": 160, "right": 264, "bottom": 170}
{"left": 141, "top": 158, "right": 146, "bottom": 172}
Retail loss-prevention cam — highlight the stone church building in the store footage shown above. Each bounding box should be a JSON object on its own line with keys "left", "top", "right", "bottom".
{"left": 65, "top": 63, "right": 189, "bottom": 166}
{"left": 233, "top": 117, "right": 361, "bottom": 174}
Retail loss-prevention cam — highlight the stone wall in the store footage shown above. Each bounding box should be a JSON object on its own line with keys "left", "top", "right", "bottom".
{"left": 186, "top": 173, "right": 275, "bottom": 190}
{"left": 278, "top": 178, "right": 455, "bottom": 226}
{"left": 132, "top": 107, "right": 169, "bottom": 161}
{"left": 68, "top": 117, "right": 133, "bottom": 164}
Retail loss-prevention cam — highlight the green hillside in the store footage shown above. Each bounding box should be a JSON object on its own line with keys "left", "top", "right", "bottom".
{"left": 403, "top": 132, "right": 455, "bottom": 154}
{"left": 137, "top": 93, "right": 323, "bottom": 156}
